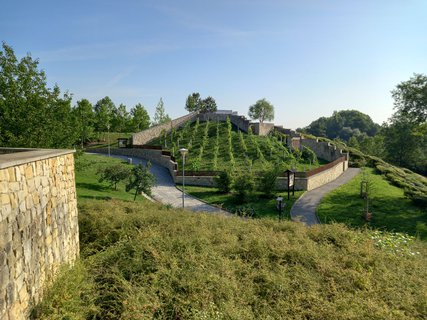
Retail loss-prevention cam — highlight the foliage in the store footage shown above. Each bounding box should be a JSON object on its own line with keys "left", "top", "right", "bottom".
{"left": 232, "top": 171, "right": 255, "bottom": 203}
{"left": 248, "top": 98, "right": 274, "bottom": 123}
{"left": 185, "top": 92, "right": 217, "bottom": 113}
{"left": 303, "top": 110, "right": 380, "bottom": 141}
{"left": 34, "top": 199, "right": 427, "bottom": 319}
{"left": 301, "top": 145, "right": 318, "bottom": 164}
{"left": 0, "top": 42, "right": 79, "bottom": 148}
{"left": 256, "top": 166, "right": 280, "bottom": 197}
{"left": 97, "top": 164, "right": 131, "bottom": 190}
{"left": 129, "top": 103, "right": 150, "bottom": 132}
{"left": 214, "top": 170, "right": 233, "bottom": 193}
{"left": 152, "top": 97, "right": 171, "bottom": 125}
{"left": 94, "top": 96, "right": 115, "bottom": 132}
{"left": 391, "top": 73, "right": 427, "bottom": 124}
{"left": 126, "top": 162, "right": 156, "bottom": 200}
{"left": 73, "top": 99, "right": 95, "bottom": 147}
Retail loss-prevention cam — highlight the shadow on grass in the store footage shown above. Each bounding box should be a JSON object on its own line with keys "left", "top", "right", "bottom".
{"left": 76, "top": 182, "right": 109, "bottom": 192}
{"left": 78, "top": 195, "right": 113, "bottom": 201}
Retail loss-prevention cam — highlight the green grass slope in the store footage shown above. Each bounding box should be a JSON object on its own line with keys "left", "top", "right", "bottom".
{"left": 148, "top": 120, "right": 325, "bottom": 172}
{"left": 318, "top": 168, "right": 427, "bottom": 239}
{"left": 33, "top": 200, "right": 427, "bottom": 319}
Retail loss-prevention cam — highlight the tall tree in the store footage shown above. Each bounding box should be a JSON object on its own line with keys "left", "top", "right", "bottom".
{"left": 94, "top": 96, "right": 115, "bottom": 132}
{"left": 0, "top": 42, "right": 78, "bottom": 148}
{"left": 111, "top": 103, "right": 131, "bottom": 132}
{"left": 130, "top": 103, "right": 150, "bottom": 132}
{"left": 73, "top": 99, "right": 95, "bottom": 147}
{"left": 391, "top": 73, "right": 427, "bottom": 125}
{"left": 200, "top": 96, "right": 217, "bottom": 113}
{"left": 153, "top": 98, "right": 171, "bottom": 125}
{"left": 248, "top": 98, "right": 274, "bottom": 123}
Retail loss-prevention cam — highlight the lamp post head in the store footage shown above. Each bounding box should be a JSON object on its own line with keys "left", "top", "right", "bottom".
{"left": 276, "top": 196, "right": 283, "bottom": 204}
{"left": 179, "top": 148, "right": 188, "bottom": 157}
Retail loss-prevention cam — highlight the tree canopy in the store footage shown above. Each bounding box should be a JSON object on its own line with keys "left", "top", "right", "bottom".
{"left": 248, "top": 98, "right": 274, "bottom": 123}
{"left": 392, "top": 73, "right": 427, "bottom": 125}
{"left": 0, "top": 42, "right": 79, "bottom": 148}
{"left": 303, "top": 110, "right": 380, "bottom": 141}
{"left": 185, "top": 92, "right": 217, "bottom": 113}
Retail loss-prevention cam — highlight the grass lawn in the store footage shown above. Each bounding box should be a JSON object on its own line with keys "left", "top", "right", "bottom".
{"left": 317, "top": 168, "right": 427, "bottom": 239}
{"left": 75, "top": 153, "right": 145, "bottom": 203}
{"left": 179, "top": 185, "right": 304, "bottom": 219}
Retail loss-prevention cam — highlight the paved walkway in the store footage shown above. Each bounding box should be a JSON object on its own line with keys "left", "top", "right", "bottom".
{"left": 92, "top": 154, "right": 228, "bottom": 215}
{"left": 290, "top": 168, "right": 361, "bottom": 226}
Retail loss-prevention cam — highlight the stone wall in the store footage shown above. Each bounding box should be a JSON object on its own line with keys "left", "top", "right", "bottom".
{"left": 306, "top": 158, "right": 347, "bottom": 190}
{"left": 300, "top": 138, "right": 348, "bottom": 162}
{"left": 131, "top": 112, "right": 198, "bottom": 146}
{"left": 89, "top": 148, "right": 178, "bottom": 179}
{"left": 0, "top": 149, "right": 79, "bottom": 319}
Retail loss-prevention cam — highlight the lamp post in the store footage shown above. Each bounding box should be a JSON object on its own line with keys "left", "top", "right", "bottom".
{"left": 276, "top": 196, "right": 284, "bottom": 220}
{"left": 179, "top": 148, "right": 188, "bottom": 208}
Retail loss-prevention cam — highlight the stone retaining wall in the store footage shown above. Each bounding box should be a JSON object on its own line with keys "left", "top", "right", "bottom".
{"left": 131, "top": 112, "right": 198, "bottom": 146}
{"left": 0, "top": 148, "right": 79, "bottom": 319}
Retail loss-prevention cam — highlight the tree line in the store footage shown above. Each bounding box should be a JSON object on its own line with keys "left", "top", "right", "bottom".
{"left": 0, "top": 42, "right": 170, "bottom": 149}
{"left": 301, "top": 75, "right": 427, "bottom": 175}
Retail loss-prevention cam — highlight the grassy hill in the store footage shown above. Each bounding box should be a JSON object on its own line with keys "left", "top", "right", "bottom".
{"left": 148, "top": 119, "right": 325, "bottom": 172}
{"left": 33, "top": 200, "right": 427, "bottom": 319}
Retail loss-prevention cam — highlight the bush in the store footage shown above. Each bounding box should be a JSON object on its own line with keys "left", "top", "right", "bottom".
{"left": 301, "top": 146, "right": 318, "bottom": 164}
{"left": 257, "top": 166, "right": 279, "bottom": 198}
{"left": 214, "top": 170, "right": 233, "bottom": 193}
{"left": 232, "top": 172, "right": 255, "bottom": 203}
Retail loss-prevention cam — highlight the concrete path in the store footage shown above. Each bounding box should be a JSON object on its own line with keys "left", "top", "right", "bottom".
{"left": 290, "top": 168, "right": 361, "bottom": 226}
{"left": 90, "top": 153, "right": 228, "bottom": 215}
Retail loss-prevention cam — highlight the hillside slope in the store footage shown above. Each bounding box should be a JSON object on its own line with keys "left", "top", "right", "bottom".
{"left": 33, "top": 200, "right": 427, "bottom": 319}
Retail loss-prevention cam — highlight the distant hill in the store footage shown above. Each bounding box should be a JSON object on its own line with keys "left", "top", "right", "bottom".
{"left": 301, "top": 110, "right": 380, "bottom": 141}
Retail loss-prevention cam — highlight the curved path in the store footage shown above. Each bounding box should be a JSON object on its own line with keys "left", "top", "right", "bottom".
{"left": 290, "top": 168, "right": 361, "bottom": 226}
{"left": 91, "top": 153, "right": 228, "bottom": 215}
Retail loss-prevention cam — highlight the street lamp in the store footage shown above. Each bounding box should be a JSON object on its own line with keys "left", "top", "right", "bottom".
{"left": 276, "top": 196, "right": 284, "bottom": 220}
{"left": 179, "top": 148, "right": 188, "bottom": 208}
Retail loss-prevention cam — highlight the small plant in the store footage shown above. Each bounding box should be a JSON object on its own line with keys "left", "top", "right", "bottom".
{"left": 232, "top": 171, "right": 255, "bottom": 203}
{"left": 126, "top": 162, "right": 156, "bottom": 200}
{"left": 214, "top": 171, "right": 233, "bottom": 193}
{"left": 97, "top": 164, "right": 131, "bottom": 190}
{"left": 257, "top": 166, "right": 280, "bottom": 197}
{"left": 360, "top": 168, "right": 375, "bottom": 221}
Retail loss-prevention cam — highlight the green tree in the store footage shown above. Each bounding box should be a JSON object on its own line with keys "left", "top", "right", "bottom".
{"left": 232, "top": 172, "right": 255, "bottom": 203}
{"left": 185, "top": 92, "right": 201, "bottom": 112}
{"left": 126, "top": 162, "right": 156, "bottom": 200}
{"left": 130, "top": 103, "right": 150, "bottom": 132}
{"left": 214, "top": 171, "right": 233, "bottom": 193}
{"left": 391, "top": 73, "right": 427, "bottom": 125}
{"left": 303, "top": 110, "right": 380, "bottom": 141}
{"left": 185, "top": 93, "right": 217, "bottom": 113}
{"left": 111, "top": 103, "right": 131, "bottom": 132}
{"left": 73, "top": 99, "right": 95, "bottom": 147}
{"left": 94, "top": 96, "right": 115, "bottom": 132}
{"left": 97, "top": 164, "right": 131, "bottom": 190}
{"left": 153, "top": 98, "right": 171, "bottom": 125}
{"left": 257, "top": 166, "right": 280, "bottom": 198}
{"left": 248, "top": 98, "right": 274, "bottom": 123}
{"left": 0, "top": 42, "right": 78, "bottom": 148}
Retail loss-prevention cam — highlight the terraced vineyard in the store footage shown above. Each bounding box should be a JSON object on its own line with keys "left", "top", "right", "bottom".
{"left": 148, "top": 119, "right": 326, "bottom": 171}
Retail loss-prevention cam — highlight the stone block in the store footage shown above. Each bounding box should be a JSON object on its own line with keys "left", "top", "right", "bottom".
{"left": 1, "top": 194, "right": 10, "bottom": 205}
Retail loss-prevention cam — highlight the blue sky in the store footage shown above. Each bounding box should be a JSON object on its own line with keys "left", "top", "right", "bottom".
{"left": 1, "top": 0, "right": 426, "bottom": 129}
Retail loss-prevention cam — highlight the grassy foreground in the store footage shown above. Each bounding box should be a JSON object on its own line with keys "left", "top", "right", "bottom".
{"left": 33, "top": 200, "right": 427, "bottom": 319}
{"left": 317, "top": 168, "right": 427, "bottom": 239}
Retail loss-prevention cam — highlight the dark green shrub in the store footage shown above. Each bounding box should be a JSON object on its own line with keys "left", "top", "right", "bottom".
{"left": 257, "top": 166, "right": 280, "bottom": 198}
{"left": 214, "top": 170, "right": 233, "bottom": 193}
{"left": 232, "top": 172, "right": 255, "bottom": 203}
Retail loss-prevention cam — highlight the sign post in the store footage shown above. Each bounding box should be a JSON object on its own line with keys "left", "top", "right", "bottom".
{"left": 285, "top": 169, "right": 295, "bottom": 200}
